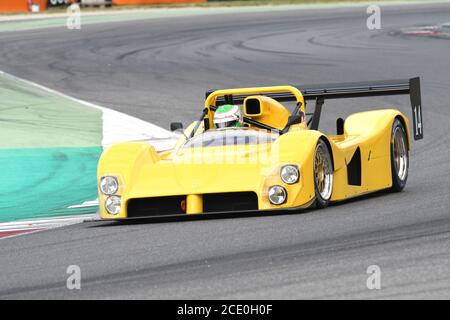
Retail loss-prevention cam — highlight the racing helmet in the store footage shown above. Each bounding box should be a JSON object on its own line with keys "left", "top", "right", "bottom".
{"left": 213, "top": 104, "right": 244, "bottom": 129}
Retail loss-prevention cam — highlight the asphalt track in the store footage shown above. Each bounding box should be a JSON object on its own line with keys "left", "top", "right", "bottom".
{"left": 1, "top": 3, "right": 450, "bottom": 299}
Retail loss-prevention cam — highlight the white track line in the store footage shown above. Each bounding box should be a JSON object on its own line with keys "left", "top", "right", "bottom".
{"left": 67, "top": 199, "right": 99, "bottom": 209}
{"left": 0, "top": 70, "right": 180, "bottom": 150}
{"left": 0, "top": 214, "right": 98, "bottom": 232}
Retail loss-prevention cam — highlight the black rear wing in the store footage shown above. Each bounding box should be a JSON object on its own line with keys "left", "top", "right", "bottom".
{"left": 206, "top": 77, "right": 423, "bottom": 140}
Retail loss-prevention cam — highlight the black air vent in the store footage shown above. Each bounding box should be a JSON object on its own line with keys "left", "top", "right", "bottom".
{"left": 203, "top": 192, "right": 258, "bottom": 213}
{"left": 347, "top": 147, "right": 362, "bottom": 186}
{"left": 127, "top": 196, "right": 185, "bottom": 218}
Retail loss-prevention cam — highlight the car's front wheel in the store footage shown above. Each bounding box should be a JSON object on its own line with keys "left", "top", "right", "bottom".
{"left": 313, "top": 139, "right": 334, "bottom": 208}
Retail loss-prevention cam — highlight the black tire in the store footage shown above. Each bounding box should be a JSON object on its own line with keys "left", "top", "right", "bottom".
{"left": 313, "top": 139, "right": 334, "bottom": 208}
{"left": 390, "top": 119, "right": 409, "bottom": 192}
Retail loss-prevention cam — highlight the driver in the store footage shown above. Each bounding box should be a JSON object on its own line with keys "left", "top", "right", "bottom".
{"left": 213, "top": 104, "right": 244, "bottom": 129}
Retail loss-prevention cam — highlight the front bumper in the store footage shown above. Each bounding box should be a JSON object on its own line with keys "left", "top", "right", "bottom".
{"left": 100, "top": 199, "right": 316, "bottom": 222}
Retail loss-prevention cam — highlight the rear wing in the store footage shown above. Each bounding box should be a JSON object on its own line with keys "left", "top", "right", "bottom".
{"left": 206, "top": 77, "right": 423, "bottom": 140}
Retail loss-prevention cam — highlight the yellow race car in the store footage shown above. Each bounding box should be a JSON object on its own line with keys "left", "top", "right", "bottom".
{"left": 97, "top": 78, "right": 423, "bottom": 220}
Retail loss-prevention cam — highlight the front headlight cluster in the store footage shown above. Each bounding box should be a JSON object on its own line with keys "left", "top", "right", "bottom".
{"left": 268, "top": 165, "right": 300, "bottom": 205}
{"left": 100, "top": 176, "right": 121, "bottom": 215}
{"left": 100, "top": 176, "right": 118, "bottom": 195}
{"left": 268, "top": 185, "right": 287, "bottom": 205}
{"left": 280, "top": 165, "right": 299, "bottom": 184}
{"left": 105, "top": 195, "right": 121, "bottom": 215}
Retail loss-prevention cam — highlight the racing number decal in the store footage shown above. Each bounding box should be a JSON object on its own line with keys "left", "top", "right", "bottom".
{"left": 410, "top": 77, "right": 423, "bottom": 140}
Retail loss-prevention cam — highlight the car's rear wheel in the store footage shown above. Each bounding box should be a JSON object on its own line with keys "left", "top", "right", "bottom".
{"left": 313, "top": 139, "right": 334, "bottom": 208}
{"left": 390, "top": 119, "right": 409, "bottom": 192}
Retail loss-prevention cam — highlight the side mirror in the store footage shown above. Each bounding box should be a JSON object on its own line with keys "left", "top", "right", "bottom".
{"left": 286, "top": 114, "right": 303, "bottom": 126}
{"left": 281, "top": 114, "right": 303, "bottom": 134}
{"left": 170, "top": 122, "right": 183, "bottom": 132}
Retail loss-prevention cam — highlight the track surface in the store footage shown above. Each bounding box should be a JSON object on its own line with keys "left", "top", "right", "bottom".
{"left": 1, "top": 3, "right": 450, "bottom": 299}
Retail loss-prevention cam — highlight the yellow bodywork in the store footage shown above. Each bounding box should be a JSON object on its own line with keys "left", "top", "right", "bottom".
{"left": 97, "top": 86, "right": 411, "bottom": 219}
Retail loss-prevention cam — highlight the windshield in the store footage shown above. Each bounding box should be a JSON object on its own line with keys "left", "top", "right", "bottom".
{"left": 183, "top": 128, "right": 279, "bottom": 148}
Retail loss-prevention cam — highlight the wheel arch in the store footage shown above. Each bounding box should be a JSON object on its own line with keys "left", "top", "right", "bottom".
{"left": 319, "top": 135, "right": 335, "bottom": 172}
{"left": 98, "top": 142, "right": 159, "bottom": 182}
{"left": 394, "top": 114, "right": 411, "bottom": 151}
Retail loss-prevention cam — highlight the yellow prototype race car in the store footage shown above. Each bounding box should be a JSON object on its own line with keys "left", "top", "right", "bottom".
{"left": 97, "top": 78, "right": 423, "bottom": 220}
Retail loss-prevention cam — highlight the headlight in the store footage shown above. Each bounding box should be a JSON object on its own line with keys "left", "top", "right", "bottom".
{"left": 280, "top": 165, "right": 299, "bottom": 184}
{"left": 268, "top": 185, "right": 287, "bottom": 205}
{"left": 100, "top": 176, "right": 118, "bottom": 195}
{"left": 105, "top": 196, "right": 121, "bottom": 215}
